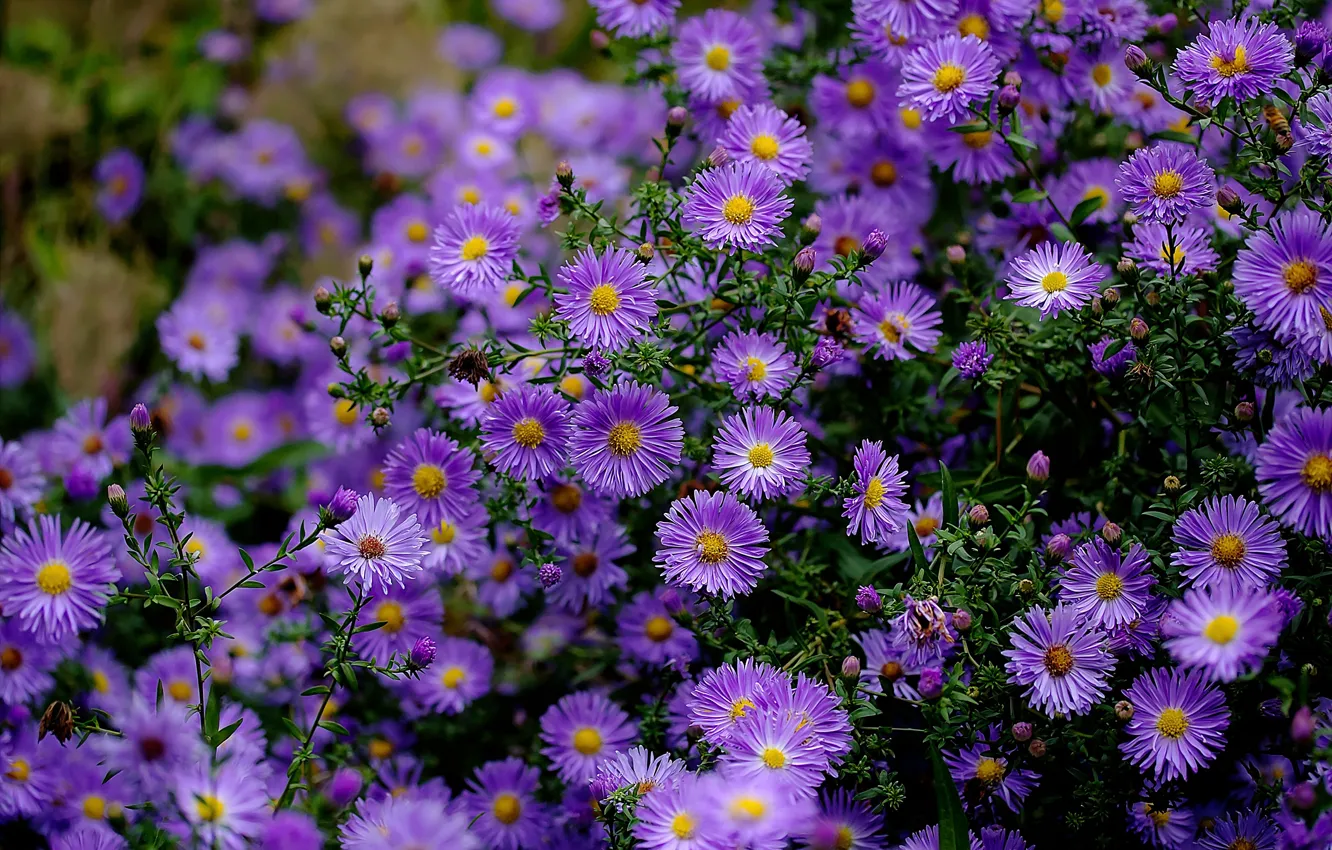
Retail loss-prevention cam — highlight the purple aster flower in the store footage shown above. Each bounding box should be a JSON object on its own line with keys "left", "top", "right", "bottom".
{"left": 423, "top": 501, "right": 489, "bottom": 578}
{"left": 890, "top": 594, "right": 957, "bottom": 668}
{"left": 530, "top": 475, "right": 611, "bottom": 543}
{"left": 1116, "top": 145, "right": 1215, "bottom": 223}
{"left": 856, "top": 628, "right": 922, "bottom": 700}
{"left": 539, "top": 690, "right": 637, "bottom": 784}
{"left": 168, "top": 758, "right": 269, "bottom": 850}
{"left": 1003, "top": 603, "right": 1115, "bottom": 717}
{"left": 704, "top": 766, "right": 818, "bottom": 848}
{"left": 722, "top": 708, "right": 829, "bottom": 796}
{"left": 952, "top": 340, "right": 993, "bottom": 380}
{"left": 1255, "top": 405, "right": 1332, "bottom": 540}
{"left": 811, "top": 336, "right": 845, "bottom": 368}
{"left": 1005, "top": 241, "right": 1106, "bottom": 319}
{"left": 50, "top": 398, "right": 126, "bottom": 482}
{"left": 590, "top": 0, "right": 678, "bottom": 36}
{"left": 409, "top": 636, "right": 436, "bottom": 669}
{"left": 0, "top": 619, "right": 57, "bottom": 704}
{"left": 843, "top": 439, "right": 909, "bottom": 547}
{"left": 1089, "top": 336, "right": 1137, "bottom": 376}
{"left": 711, "top": 405, "right": 811, "bottom": 501}
{"left": 944, "top": 727, "right": 1038, "bottom": 815}
{"left": 682, "top": 161, "right": 793, "bottom": 250}
{"left": 548, "top": 523, "right": 633, "bottom": 611}
{"left": 714, "top": 329, "right": 798, "bottom": 400}
{"left": 480, "top": 384, "right": 571, "bottom": 481}
{"left": 0, "top": 515, "right": 116, "bottom": 643}
{"left": 1120, "top": 667, "right": 1229, "bottom": 781}
{"left": 1128, "top": 798, "right": 1195, "bottom": 849}
{"left": 933, "top": 120, "right": 1019, "bottom": 184}
{"left": 811, "top": 61, "right": 903, "bottom": 141}
{"left": 353, "top": 582, "right": 443, "bottom": 665}
{"left": 1231, "top": 324, "right": 1315, "bottom": 388}
{"left": 1127, "top": 220, "right": 1218, "bottom": 277}
{"left": 1068, "top": 41, "right": 1133, "bottom": 112}
{"left": 407, "top": 637, "right": 492, "bottom": 715}
{"left": 0, "top": 440, "right": 43, "bottom": 529}
{"left": 596, "top": 746, "right": 686, "bottom": 802}
{"left": 462, "top": 757, "right": 549, "bottom": 850}
{"left": 858, "top": 0, "right": 957, "bottom": 38}
{"left": 1051, "top": 158, "right": 1122, "bottom": 225}
{"left": 437, "top": 23, "right": 502, "bottom": 70}
{"left": 798, "top": 787, "right": 888, "bottom": 850}
{"left": 1198, "top": 812, "right": 1278, "bottom": 850}
{"left": 341, "top": 796, "right": 479, "bottom": 850}
{"left": 320, "top": 493, "right": 427, "bottom": 593}
{"left": 1303, "top": 93, "right": 1332, "bottom": 159}
{"left": 0, "top": 730, "right": 59, "bottom": 819}
{"left": 672, "top": 10, "right": 764, "bottom": 102}
{"left": 1174, "top": 19, "right": 1293, "bottom": 107}
{"left": 157, "top": 298, "right": 240, "bottom": 382}
{"left": 428, "top": 204, "right": 520, "bottom": 296}
{"left": 96, "top": 698, "right": 204, "bottom": 796}
{"left": 1170, "top": 494, "right": 1286, "bottom": 591}
{"left": 469, "top": 546, "right": 537, "bottom": 617}
{"left": 853, "top": 281, "right": 943, "bottom": 360}
{"left": 1059, "top": 538, "right": 1154, "bottom": 629}
{"left": 1162, "top": 584, "right": 1282, "bottom": 682}
{"left": 568, "top": 381, "right": 684, "bottom": 498}
{"left": 618, "top": 588, "right": 699, "bottom": 668}
{"left": 95, "top": 150, "right": 144, "bottom": 223}
{"left": 0, "top": 309, "right": 36, "bottom": 388}
{"left": 766, "top": 672, "right": 853, "bottom": 765}
{"left": 719, "top": 103, "right": 814, "bottom": 184}
{"left": 688, "top": 659, "right": 787, "bottom": 744}
{"left": 633, "top": 772, "right": 725, "bottom": 850}
{"left": 655, "top": 489, "right": 770, "bottom": 598}
{"left": 1233, "top": 210, "right": 1332, "bottom": 340}
{"left": 899, "top": 34, "right": 1001, "bottom": 122}
{"left": 383, "top": 428, "right": 481, "bottom": 530}
{"left": 554, "top": 247, "right": 658, "bottom": 352}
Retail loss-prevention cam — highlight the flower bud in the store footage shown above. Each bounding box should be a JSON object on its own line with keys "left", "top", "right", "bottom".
{"left": 968, "top": 504, "right": 990, "bottom": 527}
{"left": 1296, "top": 22, "right": 1327, "bottom": 67}
{"left": 590, "top": 29, "right": 610, "bottom": 50}
{"left": 708, "top": 146, "right": 731, "bottom": 168}
{"left": 952, "top": 609, "right": 973, "bottom": 632}
{"left": 1234, "top": 401, "right": 1255, "bottom": 422}
{"left": 1115, "top": 700, "right": 1135, "bottom": 721}
{"left": 1116, "top": 257, "right": 1138, "bottom": 285}
{"left": 1290, "top": 782, "right": 1316, "bottom": 810}
{"left": 1026, "top": 450, "right": 1050, "bottom": 482}
{"left": 1011, "top": 722, "right": 1033, "bottom": 742}
{"left": 841, "top": 656, "right": 861, "bottom": 678}
{"left": 1145, "top": 290, "right": 1160, "bottom": 307}
{"left": 1027, "top": 738, "right": 1047, "bottom": 758}
{"left": 855, "top": 586, "right": 882, "bottom": 613}
{"left": 1152, "top": 13, "right": 1177, "bottom": 34}
{"left": 556, "top": 161, "right": 574, "bottom": 191}
{"left": 1122, "top": 210, "right": 1139, "bottom": 226}
{"left": 1124, "top": 45, "right": 1149, "bottom": 73}
{"left": 538, "top": 563, "right": 563, "bottom": 588}
{"left": 1164, "top": 475, "right": 1182, "bottom": 494}
{"left": 582, "top": 349, "right": 611, "bottom": 379}
{"left": 38, "top": 700, "right": 74, "bottom": 744}
{"left": 588, "top": 772, "right": 617, "bottom": 802}
{"left": 1216, "top": 185, "right": 1242, "bottom": 215}
{"left": 997, "top": 84, "right": 1021, "bottom": 116}
{"left": 327, "top": 767, "right": 363, "bottom": 807}
{"left": 1102, "top": 287, "right": 1120, "bottom": 306}
{"left": 793, "top": 247, "right": 816, "bottom": 283}
{"left": 314, "top": 285, "right": 333, "bottom": 315}
{"left": 327, "top": 383, "right": 346, "bottom": 399}
{"left": 379, "top": 301, "right": 400, "bottom": 328}
{"left": 1101, "top": 521, "right": 1122, "bottom": 544}
{"left": 409, "top": 636, "right": 436, "bottom": 669}
{"left": 130, "top": 403, "right": 153, "bottom": 441}
{"left": 65, "top": 464, "right": 97, "bottom": 502}
{"left": 946, "top": 244, "right": 967, "bottom": 265}
{"left": 1003, "top": 70, "right": 1022, "bottom": 88}
{"left": 660, "top": 588, "right": 685, "bottom": 615}
{"left": 358, "top": 254, "right": 374, "bottom": 279}
{"left": 1046, "top": 533, "right": 1072, "bottom": 560}
{"left": 107, "top": 484, "right": 129, "bottom": 519}
{"left": 918, "top": 667, "right": 943, "bottom": 699}
{"left": 801, "top": 213, "right": 822, "bottom": 244}
{"left": 370, "top": 407, "right": 390, "bottom": 428}
{"left": 810, "top": 337, "right": 845, "bottom": 369}
{"left": 1129, "top": 317, "right": 1149, "bottom": 341}
{"left": 1018, "top": 578, "right": 1034, "bottom": 595}
{"left": 665, "top": 106, "right": 689, "bottom": 137}
{"left": 329, "top": 336, "right": 347, "bottom": 358}
{"left": 320, "top": 487, "right": 359, "bottom": 527}
{"left": 636, "top": 242, "right": 655, "bottom": 263}
{"left": 1292, "top": 705, "right": 1316, "bottom": 747}
{"left": 861, "top": 229, "right": 888, "bottom": 263}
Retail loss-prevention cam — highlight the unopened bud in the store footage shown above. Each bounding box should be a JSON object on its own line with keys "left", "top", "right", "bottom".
{"left": 1026, "top": 450, "right": 1050, "bottom": 482}
{"left": 801, "top": 214, "right": 822, "bottom": 244}
{"left": 1091, "top": 295, "right": 1103, "bottom": 315}
{"left": 997, "top": 84, "right": 1020, "bottom": 115}
{"left": 409, "top": 636, "right": 436, "bottom": 669}
{"left": 841, "top": 656, "right": 861, "bottom": 678}
{"left": 590, "top": 29, "right": 610, "bottom": 50}
{"left": 1296, "top": 22, "right": 1328, "bottom": 67}
{"left": 1115, "top": 700, "right": 1135, "bottom": 720}
{"left": 1046, "top": 533, "right": 1072, "bottom": 560}
{"left": 1122, "top": 210, "right": 1139, "bottom": 226}
{"left": 1292, "top": 705, "right": 1316, "bottom": 747}
{"left": 636, "top": 242, "right": 655, "bottom": 264}
{"left": 1116, "top": 257, "right": 1138, "bottom": 285}
{"left": 708, "top": 146, "right": 731, "bottom": 168}
{"left": 370, "top": 407, "right": 390, "bottom": 428}
{"left": 538, "top": 563, "right": 563, "bottom": 588}
{"left": 1235, "top": 401, "right": 1255, "bottom": 422}
{"left": 660, "top": 588, "right": 685, "bottom": 615}
{"left": 1129, "top": 317, "right": 1149, "bottom": 341}
{"left": 1011, "top": 722, "right": 1033, "bottom": 742}
{"left": 329, "top": 336, "right": 347, "bottom": 358}
{"left": 1101, "top": 522, "right": 1122, "bottom": 544}
{"left": 1164, "top": 475, "right": 1182, "bottom": 494}
{"left": 1217, "top": 186, "right": 1242, "bottom": 215}
{"left": 1103, "top": 287, "right": 1120, "bottom": 306}
{"left": 327, "top": 383, "right": 346, "bottom": 399}
{"left": 107, "top": 484, "right": 129, "bottom": 519}
{"left": 968, "top": 504, "right": 990, "bottom": 527}
{"left": 1028, "top": 738, "right": 1047, "bottom": 758}
{"left": 130, "top": 403, "right": 153, "bottom": 437}
{"left": 952, "top": 609, "right": 973, "bottom": 632}
{"left": 1124, "top": 45, "right": 1149, "bottom": 74}
{"left": 946, "top": 244, "right": 967, "bottom": 264}
{"left": 793, "top": 247, "right": 816, "bottom": 283}
{"left": 1018, "top": 578, "right": 1035, "bottom": 595}
{"left": 855, "top": 586, "right": 882, "bottom": 613}
{"left": 1290, "top": 782, "right": 1317, "bottom": 810}
{"left": 1152, "top": 13, "right": 1177, "bottom": 34}
{"left": 314, "top": 285, "right": 333, "bottom": 315}
{"left": 358, "top": 254, "right": 374, "bottom": 279}
{"left": 321, "top": 487, "right": 358, "bottom": 527}
{"left": 918, "top": 668, "right": 943, "bottom": 699}
{"left": 327, "top": 767, "right": 363, "bottom": 807}
{"left": 666, "top": 106, "right": 689, "bottom": 137}
{"left": 556, "top": 161, "right": 574, "bottom": 191}
{"left": 380, "top": 301, "right": 400, "bottom": 328}
{"left": 1145, "top": 290, "right": 1161, "bottom": 307}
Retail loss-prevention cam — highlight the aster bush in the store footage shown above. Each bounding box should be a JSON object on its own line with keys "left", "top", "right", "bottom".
{"left": 5, "top": 0, "right": 1332, "bottom": 848}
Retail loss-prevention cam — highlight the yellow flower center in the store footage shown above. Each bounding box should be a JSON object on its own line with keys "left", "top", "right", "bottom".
{"left": 1302, "top": 454, "right": 1332, "bottom": 491}
{"left": 723, "top": 195, "right": 756, "bottom": 224}
{"left": 1082, "top": 186, "right": 1109, "bottom": 210}
{"left": 1042, "top": 0, "right": 1065, "bottom": 22}
{"left": 358, "top": 535, "right": 387, "bottom": 560}
{"left": 431, "top": 520, "right": 456, "bottom": 545}
{"left": 375, "top": 601, "right": 405, "bottom": 633}
{"left": 92, "top": 670, "right": 109, "bottom": 692}
{"left": 1040, "top": 271, "right": 1069, "bottom": 293}
{"left": 1087, "top": 64, "right": 1112, "bottom": 89}
{"left": 493, "top": 792, "right": 522, "bottom": 824}
{"left": 461, "top": 236, "right": 489, "bottom": 261}
{"left": 730, "top": 796, "right": 766, "bottom": 820}
{"left": 1159, "top": 243, "right": 1187, "bottom": 266}
{"left": 195, "top": 794, "right": 225, "bottom": 822}
{"left": 1095, "top": 572, "right": 1124, "bottom": 600}
{"left": 573, "top": 727, "right": 602, "bottom": 755}
{"left": 333, "top": 399, "right": 359, "bottom": 426}
{"left": 551, "top": 483, "right": 583, "bottom": 514}
{"left": 493, "top": 97, "right": 517, "bottom": 119}
{"left": 747, "top": 442, "right": 775, "bottom": 468}
{"left": 168, "top": 680, "right": 193, "bottom": 702}
{"left": 1043, "top": 643, "right": 1074, "bottom": 676}
{"left": 185, "top": 538, "right": 206, "bottom": 562}
{"left": 607, "top": 422, "right": 643, "bottom": 457}
{"left": 368, "top": 738, "right": 393, "bottom": 760}
{"left": 761, "top": 747, "right": 786, "bottom": 769}
{"left": 441, "top": 666, "right": 466, "bottom": 688}
{"left": 512, "top": 418, "right": 546, "bottom": 449}
{"left": 560, "top": 375, "right": 586, "bottom": 399}
{"left": 696, "top": 531, "right": 729, "bottom": 564}
{"left": 479, "top": 382, "right": 499, "bottom": 404}
{"left": 975, "top": 758, "right": 1006, "bottom": 784}
{"left": 1155, "top": 707, "right": 1189, "bottom": 739}
{"left": 671, "top": 812, "right": 696, "bottom": 838}
{"left": 231, "top": 421, "right": 253, "bottom": 442}
{"left": 863, "top": 477, "right": 886, "bottom": 509}
{"left": 573, "top": 552, "right": 599, "bottom": 577}
{"left": 1204, "top": 614, "right": 1239, "bottom": 645}
{"left": 187, "top": 333, "right": 206, "bottom": 351}
{"left": 835, "top": 826, "right": 855, "bottom": 850}
{"left": 957, "top": 14, "right": 990, "bottom": 38}
{"left": 82, "top": 795, "right": 106, "bottom": 820}
{"left": 412, "top": 464, "right": 447, "bottom": 499}
{"left": 751, "top": 134, "right": 780, "bottom": 160}
{"left": 933, "top": 63, "right": 967, "bottom": 92}
{"left": 475, "top": 141, "right": 494, "bottom": 156}
{"left": 36, "top": 561, "right": 72, "bottom": 595}
{"left": 900, "top": 107, "right": 923, "bottom": 129}
{"left": 1152, "top": 171, "right": 1184, "bottom": 198}
{"left": 846, "top": 79, "right": 875, "bottom": 108}
{"left": 878, "top": 319, "right": 902, "bottom": 344}
{"left": 1210, "top": 46, "right": 1249, "bottom": 78}
{"left": 645, "top": 616, "right": 674, "bottom": 642}
{"left": 491, "top": 559, "right": 514, "bottom": 582}
{"left": 729, "top": 698, "right": 755, "bottom": 720}
{"left": 6, "top": 758, "right": 30, "bottom": 781}
{"left": 588, "top": 284, "right": 621, "bottom": 316}
{"left": 915, "top": 516, "right": 939, "bottom": 537}
{"left": 462, "top": 187, "right": 482, "bottom": 204}
{"left": 406, "top": 221, "right": 428, "bottom": 243}
{"left": 745, "top": 356, "right": 768, "bottom": 381}
{"left": 962, "top": 131, "right": 993, "bottom": 149}
{"left": 705, "top": 45, "right": 730, "bottom": 70}
{"left": 1147, "top": 806, "right": 1171, "bottom": 827}
{"left": 1283, "top": 260, "right": 1318, "bottom": 293}
{"left": 1210, "top": 533, "right": 1246, "bottom": 568}
{"left": 871, "top": 160, "right": 898, "bottom": 187}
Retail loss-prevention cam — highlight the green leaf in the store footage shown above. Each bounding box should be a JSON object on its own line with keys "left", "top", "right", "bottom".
{"left": 1049, "top": 223, "right": 1076, "bottom": 243}
{"left": 210, "top": 718, "right": 243, "bottom": 748}
{"left": 932, "top": 750, "right": 971, "bottom": 850}
{"left": 1009, "top": 188, "right": 1047, "bottom": 204}
{"left": 203, "top": 684, "right": 221, "bottom": 737}
{"left": 770, "top": 589, "right": 830, "bottom": 632}
{"left": 1005, "top": 133, "right": 1037, "bottom": 151}
{"left": 1099, "top": 338, "right": 1128, "bottom": 362}
{"left": 907, "top": 523, "right": 930, "bottom": 573}
{"left": 948, "top": 122, "right": 990, "bottom": 134}
{"left": 1069, "top": 195, "right": 1106, "bottom": 226}
{"left": 1152, "top": 129, "right": 1198, "bottom": 146}
{"left": 318, "top": 720, "right": 350, "bottom": 736}
{"left": 941, "top": 463, "right": 958, "bottom": 531}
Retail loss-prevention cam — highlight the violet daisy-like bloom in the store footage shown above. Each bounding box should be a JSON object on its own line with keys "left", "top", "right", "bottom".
{"left": 428, "top": 203, "right": 520, "bottom": 296}
{"left": 1232, "top": 210, "right": 1332, "bottom": 339}
{"left": 568, "top": 381, "right": 684, "bottom": 498}
{"left": 798, "top": 788, "right": 888, "bottom": 850}
{"left": 843, "top": 439, "right": 910, "bottom": 547}
{"left": 714, "top": 329, "right": 799, "bottom": 400}
{"left": 853, "top": 281, "right": 943, "bottom": 361}
{"left": 480, "top": 384, "right": 571, "bottom": 481}
{"left": 1127, "top": 798, "right": 1195, "bottom": 850}
{"left": 898, "top": 34, "right": 1000, "bottom": 122}
{"left": 596, "top": 746, "right": 687, "bottom": 799}
{"left": 96, "top": 698, "right": 204, "bottom": 797}
{"left": 704, "top": 767, "right": 818, "bottom": 849}
{"left": 681, "top": 161, "right": 793, "bottom": 250}
{"left": 856, "top": 0, "right": 957, "bottom": 38}
{"left": 1174, "top": 19, "right": 1292, "bottom": 107}
{"left": 1198, "top": 812, "right": 1278, "bottom": 850}
{"left": 589, "top": 0, "right": 678, "bottom": 36}
{"left": 1005, "top": 241, "right": 1106, "bottom": 319}
{"left": 1161, "top": 584, "right": 1282, "bottom": 682}
{"left": 1116, "top": 145, "right": 1215, "bottom": 223}
{"left": 353, "top": 583, "right": 443, "bottom": 665}
{"left": 1003, "top": 603, "right": 1115, "bottom": 717}
{"left": 1234, "top": 324, "right": 1317, "bottom": 388}
{"left": 554, "top": 247, "right": 658, "bottom": 352}
{"left": 1170, "top": 494, "right": 1286, "bottom": 592}
{"left": 1059, "top": 538, "right": 1155, "bottom": 629}
{"left": 1119, "top": 667, "right": 1229, "bottom": 781}
{"left": 856, "top": 629, "right": 923, "bottom": 700}
{"left": 168, "top": 758, "right": 269, "bottom": 850}
{"left": 655, "top": 489, "right": 770, "bottom": 598}
{"left": 320, "top": 493, "right": 427, "bottom": 592}
{"left": 1089, "top": 336, "right": 1137, "bottom": 377}
{"left": 157, "top": 298, "right": 240, "bottom": 382}
{"left": 0, "top": 309, "right": 36, "bottom": 388}
{"left": 0, "top": 515, "right": 116, "bottom": 643}
{"left": 944, "top": 727, "right": 1038, "bottom": 815}
{"left": 409, "top": 637, "right": 492, "bottom": 715}
{"left": 689, "top": 658, "right": 788, "bottom": 744}
{"left": 633, "top": 772, "right": 725, "bottom": 850}
{"left": 719, "top": 103, "right": 814, "bottom": 184}
{"left": 722, "top": 709, "right": 829, "bottom": 796}
{"left": 1254, "top": 405, "right": 1332, "bottom": 540}
{"left": 0, "top": 440, "right": 43, "bottom": 529}
{"left": 548, "top": 522, "right": 633, "bottom": 612}
{"left": 769, "top": 673, "right": 854, "bottom": 766}
{"left": 1126, "top": 220, "right": 1218, "bottom": 277}
{"left": 617, "top": 588, "right": 699, "bottom": 668}
{"left": 383, "top": 428, "right": 481, "bottom": 530}
{"left": 95, "top": 149, "right": 145, "bottom": 223}
{"left": 711, "top": 405, "right": 811, "bottom": 501}
{"left": 1303, "top": 93, "right": 1332, "bottom": 159}
{"left": 462, "top": 757, "right": 549, "bottom": 850}
{"left": 672, "top": 9, "right": 764, "bottom": 102}
{"left": 539, "top": 690, "right": 637, "bottom": 784}
{"left": 0, "top": 619, "right": 57, "bottom": 704}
